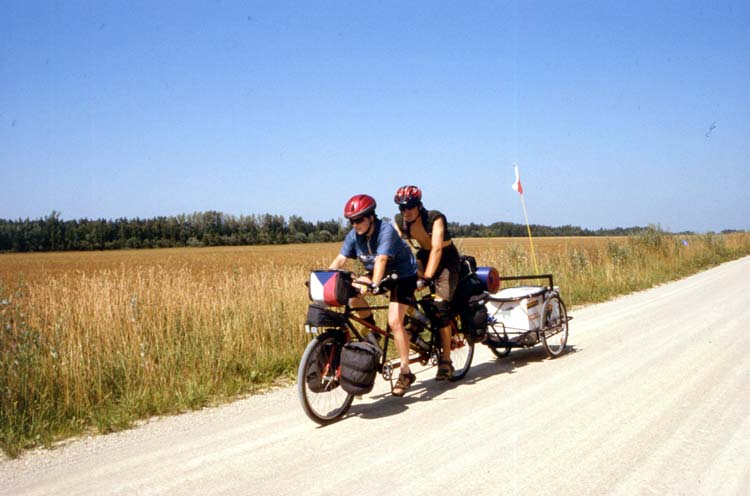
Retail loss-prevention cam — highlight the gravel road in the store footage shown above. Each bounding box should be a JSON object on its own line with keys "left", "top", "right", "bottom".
{"left": 2, "top": 257, "right": 749, "bottom": 495}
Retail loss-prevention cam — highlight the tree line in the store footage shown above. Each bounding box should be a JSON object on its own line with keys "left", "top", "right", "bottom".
{"left": 0, "top": 210, "right": 669, "bottom": 253}
{"left": 0, "top": 211, "right": 346, "bottom": 252}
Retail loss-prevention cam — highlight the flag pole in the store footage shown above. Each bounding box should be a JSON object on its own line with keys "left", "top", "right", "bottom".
{"left": 519, "top": 192, "right": 540, "bottom": 275}
{"left": 512, "top": 164, "right": 540, "bottom": 275}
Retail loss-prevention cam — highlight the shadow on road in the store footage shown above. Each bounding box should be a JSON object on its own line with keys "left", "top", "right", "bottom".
{"left": 346, "top": 344, "right": 580, "bottom": 421}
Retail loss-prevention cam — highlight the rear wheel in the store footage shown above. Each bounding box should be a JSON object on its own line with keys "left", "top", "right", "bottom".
{"left": 541, "top": 295, "right": 568, "bottom": 358}
{"left": 297, "top": 330, "right": 353, "bottom": 425}
{"left": 448, "top": 322, "right": 474, "bottom": 381}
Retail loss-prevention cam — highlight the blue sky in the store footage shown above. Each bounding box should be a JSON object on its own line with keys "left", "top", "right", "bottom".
{"left": 2, "top": 1, "right": 748, "bottom": 232}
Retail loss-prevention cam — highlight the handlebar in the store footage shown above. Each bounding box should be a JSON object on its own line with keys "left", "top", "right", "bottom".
{"left": 416, "top": 276, "right": 435, "bottom": 292}
{"left": 352, "top": 272, "right": 399, "bottom": 295}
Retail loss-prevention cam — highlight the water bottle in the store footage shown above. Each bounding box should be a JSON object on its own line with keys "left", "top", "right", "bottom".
{"left": 406, "top": 306, "right": 429, "bottom": 326}
{"left": 413, "top": 334, "right": 430, "bottom": 353}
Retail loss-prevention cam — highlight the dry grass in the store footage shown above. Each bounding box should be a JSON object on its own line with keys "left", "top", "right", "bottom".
{"left": 2, "top": 232, "right": 749, "bottom": 456}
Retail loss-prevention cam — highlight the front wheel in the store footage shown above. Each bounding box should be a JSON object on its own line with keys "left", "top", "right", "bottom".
{"left": 297, "top": 330, "right": 353, "bottom": 425}
{"left": 541, "top": 295, "right": 569, "bottom": 358}
{"left": 448, "top": 322, "right": 474, "bottom": 381}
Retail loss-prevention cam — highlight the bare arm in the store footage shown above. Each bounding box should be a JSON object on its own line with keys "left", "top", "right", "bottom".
{"left": 424, "top": 217, "right": 445, "bottom": 279}
{"left": 371, "top": 255, "right": 389, "bottom": 286}
{"left": 329, "top": 254, "right": 349, "bottom": 270}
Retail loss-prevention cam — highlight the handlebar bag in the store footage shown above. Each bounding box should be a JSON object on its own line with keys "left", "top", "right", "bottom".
{"left": 309, "top": 270, "right": 356, "bottom": 307}
{"left": 340, "top": 341, "right": 379, "bottom": 395}
{"left": 305, "top": 304, "right": 347, "bottom": 328}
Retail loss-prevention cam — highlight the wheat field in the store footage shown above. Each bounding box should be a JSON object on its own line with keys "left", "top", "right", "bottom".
{"left": 2, "top": 232, "right": 749, "bottom": 456}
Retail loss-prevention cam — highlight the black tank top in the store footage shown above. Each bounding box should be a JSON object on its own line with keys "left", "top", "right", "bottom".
{"left": 395, "top": 209, "right": 453, "bottom": 241}
{"left": 395, "top": 209, "right": 460, "bottom": 270}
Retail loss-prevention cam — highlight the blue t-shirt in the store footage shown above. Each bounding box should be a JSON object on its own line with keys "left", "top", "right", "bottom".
{"left": 340, "top": 218, "right": 417, "bottom": 277}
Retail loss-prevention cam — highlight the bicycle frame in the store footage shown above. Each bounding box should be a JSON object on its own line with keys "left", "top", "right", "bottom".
{"left": 344, "top": 301, "right": 440, "bottom": 378}
{"left": 298, "top": 281, "right": 477, "bottom": 424}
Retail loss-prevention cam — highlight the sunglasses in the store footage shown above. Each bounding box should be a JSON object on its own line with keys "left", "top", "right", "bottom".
{"left": 399, "top": 204, "right": 418, "bottom": 212}
{"left": 350, "top": 216, "right": 367, "bottom": 225}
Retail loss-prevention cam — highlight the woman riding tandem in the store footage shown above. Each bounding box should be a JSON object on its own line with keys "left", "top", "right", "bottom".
{"left": 393, "top": 185, "right": 462, "bottom": 380}
{"left": 329, "top": 194, "right": 419, "bottom": 396}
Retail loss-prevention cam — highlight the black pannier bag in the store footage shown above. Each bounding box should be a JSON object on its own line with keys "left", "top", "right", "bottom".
{"left": 453, "top": 272, "right": 483, "bottom": 310}
{"left": 461, "top": 293, "right": 489, "bottom": 343}
{"left": 305, "top": 304, "right": 347, "bottom": 328}
{"left": 340, "top": 341, "right": 380, "bottom": 395}
{"left": 453, "top": 273, "right": 489, "bottom": 342}
{"left": 458, "top": 255, "right": 478, "bottom": 280}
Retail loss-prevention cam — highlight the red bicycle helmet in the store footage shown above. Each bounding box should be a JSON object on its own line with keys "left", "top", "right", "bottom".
{"left": 394, "top": 185, "right": 422, "bottom": 208}
{"left": 343, "top": 194, "right": 377, "bottom": 219}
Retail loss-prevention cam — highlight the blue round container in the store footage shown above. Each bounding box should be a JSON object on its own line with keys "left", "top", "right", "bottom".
{"left": 476, "top": 266, "right": 500, "bottom": 293}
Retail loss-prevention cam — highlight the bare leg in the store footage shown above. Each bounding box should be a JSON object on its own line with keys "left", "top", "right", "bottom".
{"left": 348, "top": 295, "right": 372, "bottom": 319}
{"left": 350, "top": 275, "right": 374, "bottom": 319}
{"left": 388, "top": 301, "right": 411, "bottom": 374}
{"left": 439, "top": 325, "right": 452, "bottom": 361}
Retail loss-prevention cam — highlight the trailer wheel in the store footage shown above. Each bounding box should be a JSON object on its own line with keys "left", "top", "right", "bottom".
{"left": 541, "top": 295, "right": 568, "bottom": 358}
{"left": 490, "top": 345, "right": 512, "bottom": 358}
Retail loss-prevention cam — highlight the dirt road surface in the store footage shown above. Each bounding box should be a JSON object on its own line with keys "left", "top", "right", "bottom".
{"left": 2, "top": 257, "right": 749, "bottom": 495}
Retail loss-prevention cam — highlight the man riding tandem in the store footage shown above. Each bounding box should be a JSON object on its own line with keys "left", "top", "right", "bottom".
{"left": 329, "top": 194, "right": 419, "bottom": 396}
{"left": 329, "top": 187, "right": 462, "bottom": 396}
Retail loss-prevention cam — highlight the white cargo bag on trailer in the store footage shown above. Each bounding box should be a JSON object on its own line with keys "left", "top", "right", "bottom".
{"left": 485, "top": 286, "right": 545, "bottom": 333}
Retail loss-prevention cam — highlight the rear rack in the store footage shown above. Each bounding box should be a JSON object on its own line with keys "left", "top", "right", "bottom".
{"left": 485, "top": 274, "right": 555, "bottom": 303}
{"left": 499, "top": 274, "right": 554, "bottom": 289}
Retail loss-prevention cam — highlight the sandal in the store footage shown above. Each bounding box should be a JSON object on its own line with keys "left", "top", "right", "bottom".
{"left": 392, "top": 372, "right": 416, "bottom": 397}
{"left": 436, "top": 359, "right": 454, "bottom": 381}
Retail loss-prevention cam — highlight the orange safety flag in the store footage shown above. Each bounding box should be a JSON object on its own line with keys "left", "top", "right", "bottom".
{"left": 512, "top": 164, "right": 523, "bottom": 194}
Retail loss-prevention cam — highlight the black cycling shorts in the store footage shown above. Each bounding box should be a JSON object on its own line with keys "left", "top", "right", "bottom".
{"left": 381, "top": 275, "right": 417, "bottom": 305}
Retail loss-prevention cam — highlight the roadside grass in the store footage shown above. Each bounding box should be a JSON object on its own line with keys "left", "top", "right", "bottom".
{"left": 2, "top": 231, "right": 749, "bottom": 457}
